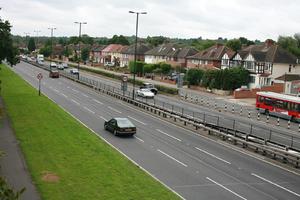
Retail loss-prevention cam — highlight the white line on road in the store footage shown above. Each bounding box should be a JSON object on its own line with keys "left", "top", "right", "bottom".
{"left": 54, "top": 89, "right": 59, "bottom": 93}
{"left": 157, "top": 149, "right": 187, "bottom": 167}
{"left": 67, "top": 86, "right": 70, "bottom": 89}
{"left": 72, "top": 89, "right": 79, "bottom": 93}
{"left": 128, "top": 116, "right": 147, "bottom": 125}
{"left": 134, "top": 136, "right": 144, "bottom": 143}
{"left": 251, "top": 173, "right": 300, "bottom": 197}
{"left": 98, "top": 115, "right": 108, "bottom": 121}
{"left": 195, "top": 147, "right": 231, "bottom": 164}
{"left": 92, "top": 99, "right": 103, "bottom": 105}
{"left": 206, "top": 177, "right": 247, "bottom": 200}
{"left": 156, "top": 129, "right": 182, "bottom": 142}
{"left": 71, "top": 99, "right": 80, "bottom": 105}
{"left": 60, "top": 93, "right": 68, "bottom": 98}
{"left": 108, "top": 106, "right": 122, "bottom": 114}
{"left": 81, "top": 93, "right": 89, "bottom": 98}
{"left": 83, "top": 106, "right": 95, "bottom": 114}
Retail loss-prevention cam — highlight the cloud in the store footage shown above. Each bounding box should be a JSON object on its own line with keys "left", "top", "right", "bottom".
{"left": 1, "top": 0, "right": 300, "bottom": 41}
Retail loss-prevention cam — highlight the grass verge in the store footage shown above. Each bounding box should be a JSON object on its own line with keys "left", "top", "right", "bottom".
{"left": 0, "top": 64, "right": 181, "bottom": 200}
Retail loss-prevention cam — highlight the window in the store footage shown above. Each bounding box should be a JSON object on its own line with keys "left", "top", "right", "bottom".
{"left": 289, "top": 65, "right": 292, "bottom": 72}
{"left": 249, "top": 76, "right": 255, "bottom": 83}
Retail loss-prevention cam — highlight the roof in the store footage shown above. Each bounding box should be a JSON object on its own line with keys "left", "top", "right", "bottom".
{"left": 102, "top": 44, "right": 125, "bottom": 53}
{"left": 144, "top": 43, "right": 179, "bottom": 56}
{"left": 257, "top": 91, "right": 300, "bottom": 104}
{"left": 91, "top": 45, "right": 106, "bottom": 52}
{"left": 122, "top": 43, "right": 151, "bottom": 55}
{"left": 275, "top": 74, "right": 300, "bottom": 81}
{"left": 240, "top": 42, "right": 297, "bottom": 64}
{"left": 187, "top": 44, "right": 232, "bottom": 61}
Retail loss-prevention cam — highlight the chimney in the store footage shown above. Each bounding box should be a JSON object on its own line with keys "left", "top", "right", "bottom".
{"left": 265, "top": 39, "right": 274, "bottom": 47}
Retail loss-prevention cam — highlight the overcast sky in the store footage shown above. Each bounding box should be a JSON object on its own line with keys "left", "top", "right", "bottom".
{"left": 1, "top": 0, "right": 300, "bottom": 41}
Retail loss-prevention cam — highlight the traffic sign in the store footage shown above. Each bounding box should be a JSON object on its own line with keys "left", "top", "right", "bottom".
{"left": 37, "top": 73, "right": 43, "bottom": 80}
{"left": 121, "top": 75, "right": 128, "bottom": 82}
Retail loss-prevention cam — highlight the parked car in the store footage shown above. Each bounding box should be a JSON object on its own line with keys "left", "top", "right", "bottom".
{"left": 136, "top": 88, "right": 155, "bottom": 98}
{"left": 140, "top": 83, "right": 158, "bottom": 95}
{"left": 104, "top": 62, "right": 114, "bottom": 67}
{"left": 104, "top": 118, "right": 136, "bottom": 136}
{"left": 50, "top": 62, "right": 57, "bottom": 68}
{"left": 70, "top": 68, "right": 79, "bottom": 74}
{"left": 49, "top": 70, "right": 59, "bottom": 78}
{"left": 62, "top": 62, "right": 68, "bottom": 68}
{"left": 57, "top": 63, "right": 64, "bottom": 70}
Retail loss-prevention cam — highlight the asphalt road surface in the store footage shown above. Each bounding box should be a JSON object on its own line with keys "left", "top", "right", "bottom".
{"left": 11, "top": 61, "right": 300, "bottom": 200}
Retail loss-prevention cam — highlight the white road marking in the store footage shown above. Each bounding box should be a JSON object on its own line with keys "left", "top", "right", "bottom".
{"left": 72, "top": 89, "right": 79, "bottom": 93}
{"left": 156, "top": 129, "right": 182, "bottom": 142}
{"left": 54, "top": 89, "right": 59, "bottom": 93}
{"left": 195, "top": 147, "right": 231, "bottom": 164}
{"left": 251, "top": 173, "right": 300, "bottom": 197}
{"left": 128, "top": 116, "right": 147, "bottom": 125}
{"left": 108, "top": 106, "right": 122, "bottom": 114}
{"left": 157, "top": 149, "right": 187, "bottom": 167}
{"left": 81, "top": 93, "right": 89, "bottom": 98}
{"left": 206, "top": 177, "right": 247, "bottom": 200}
{"left": 83, "top": 106, "right": 95, "bottom": 114}
{"left": 67, "top": 86, "right": 70, "bottom": 89}
{"left": 60, "top": 93, "right": 68, "bottom": 98}
{"left": 71, "top": 99, "right": 80, "bottom": 105}
{"left": 134, "top": 136, "right": 144, "bottom": 143}
{"left": 93, "top": 99, "right": 103, "bottom": 105}
{"left": 98, "top": 115, "right": 108, "bottom": 121}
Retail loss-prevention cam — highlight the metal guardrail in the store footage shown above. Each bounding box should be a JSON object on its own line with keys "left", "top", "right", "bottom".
{"left": 23, "top": 60, "right": 300, "bottom": 167}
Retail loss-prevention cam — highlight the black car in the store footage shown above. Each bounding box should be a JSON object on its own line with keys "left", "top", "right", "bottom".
{"left": 104, "top": 118, "right": 136, "bottom": 136}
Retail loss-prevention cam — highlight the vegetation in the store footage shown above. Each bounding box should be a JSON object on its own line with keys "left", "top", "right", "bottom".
{"left": 129, "top": 61, "right": 172, "bottom": 77}
{"left": 27, "top": 37, "right": 36, "bottom": 52}
{"left": 277, "top": 34, "right": 300, "bottom": 57}
{"left": 81, "top": 48, "right": 90, "bottom": 62}
{"left": 186, "top": 67, "right": 249, "bottom": 90}
{"left": 0, "top": 19, "right": 19, "bottom": 66}
{"left": 0, "top": 64, "right": 180, "bottom": 200}
{"left": 108, "top": 35, "right": 130, "bottom": 45}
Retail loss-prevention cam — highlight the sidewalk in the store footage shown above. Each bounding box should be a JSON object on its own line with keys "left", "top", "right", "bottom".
{"left": 65, "top": 60, "right": 256, "bottom": 107}
{"left": 0, "top": 97, "right": 40, "bottom": 200}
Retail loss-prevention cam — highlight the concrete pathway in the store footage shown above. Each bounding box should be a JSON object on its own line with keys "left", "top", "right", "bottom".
{"left": 0, "top": 97, "right": 40, "bottom": 200}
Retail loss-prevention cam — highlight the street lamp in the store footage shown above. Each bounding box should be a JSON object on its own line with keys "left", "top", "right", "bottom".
{"left": 34, "top": 30, "right": 41, "bottom": 49}
{"left": 48, "top": 27, "right": 56, "bottom": 70}
{"left": 129, "top": 10, "right": 147, "bottom": 100}
{"left": 74, "top": 21, "right": 87, "bottom": 80}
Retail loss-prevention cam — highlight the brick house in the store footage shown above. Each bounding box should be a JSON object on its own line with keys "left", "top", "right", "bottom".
{"left": 120, "top": 43, "right": 151, "bottom": 67}
{"left": 89, "top": 45, "right": 106, "bottom": 64}
{"left": 101, "top": 44, "right": 127, "bottom": 66}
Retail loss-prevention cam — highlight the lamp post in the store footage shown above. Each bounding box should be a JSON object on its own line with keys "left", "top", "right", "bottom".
{"left": 129, "top": 11, "right": 147, "bottom": 100}
{"left": 34, "top": 30, "right": 41, "bottom": 49}
{"left": 74, "top": 21, "right": 87, "bottom": 80}
{"left": 48, "top": 27, "right": 56, "bottom": 70}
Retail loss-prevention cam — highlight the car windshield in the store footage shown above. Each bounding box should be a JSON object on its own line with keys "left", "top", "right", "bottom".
{"left": 116, "top": 118, "right": 135, "bottom": 128}
{"left": 141, "top": 89, "right": 151, "bottom": 92}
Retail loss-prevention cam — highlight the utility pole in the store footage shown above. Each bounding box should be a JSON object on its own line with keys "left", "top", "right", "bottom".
{"left": 48, "top": 27, "right": 56, "bottom": 70}
{"left": 34, "top": 30, "right": 41, "bottom": 49}
{"left": 129, "top": 11, "right": 147, "bottom": 100}
{"left": 74, "top": 21, "right": 87, "bottom": 80}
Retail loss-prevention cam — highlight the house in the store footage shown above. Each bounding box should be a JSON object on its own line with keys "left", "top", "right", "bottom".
{"left": 145, "top": 43, "right": 179, "bottom": 64}
{"left": 275, "top": 74, "right": 300, "bottom": 95}
{"left": 120, "top": 43, "right": 151, "bottom": 67}
{"left": 165, "top": 47, "right": 198, "bottom": 68}
{"left": 186, "top": 44, "right": 234, "bottom": 70}
{"left": 223, "top": 40, "right": 300, "bottom": 89}
{"left": 144, "top": 43, "right": 198, "bottom": 68}
{"left": 89, "top": 45, "right": 106, "bottom": 64}
{"left": 101, "top": 44, "right": 127, "bottom": 66}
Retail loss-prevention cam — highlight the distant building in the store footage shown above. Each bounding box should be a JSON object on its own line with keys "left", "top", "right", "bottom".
{"left": 120, "top": 43, "right": 151, "bottom": 67}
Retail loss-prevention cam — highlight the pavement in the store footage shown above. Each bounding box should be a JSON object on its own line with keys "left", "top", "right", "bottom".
{"left": 0, "top": 97, "right": 40, "bottom": 200}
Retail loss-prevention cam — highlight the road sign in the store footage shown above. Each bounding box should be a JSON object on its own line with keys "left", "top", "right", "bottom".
{"left": 37, "top": 73, "right": 43, "bottom": 80}
{"left": 121, "top": 75, "right": 128, "bottom": 82}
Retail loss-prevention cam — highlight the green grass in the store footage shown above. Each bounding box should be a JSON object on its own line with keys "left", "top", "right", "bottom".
{"left": 0, "top": 64, "right": 181, "bottom": 200}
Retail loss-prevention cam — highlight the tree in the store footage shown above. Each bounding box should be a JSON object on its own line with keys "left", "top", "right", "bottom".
{"left": 108, "top": 35, "right": 130, "bottom": 45}
{"left": 146, "top": 36, "right": 168, "bottom": 47}
{"left": 39, "top": 46, "right": 51, "bottom": 57}
{"left": 226, "top": 39, "right": 242, "bottom": 51}
{"left": 0, "top": 19, "right": 19, "bottom": 66}
{"left": 81, "top": 48, "right": 90, "bottom": 62}
{"left": 160, "top": 63, "right": 172, "bottom": 75}
{"left": 186, "top": 68, "right": 204, "bottom": 85}
{"left": 27, "top": 37, "right": 36, "bottom": 52}
{"left": 277, "top": 35, "right": 300, "bottom": 57}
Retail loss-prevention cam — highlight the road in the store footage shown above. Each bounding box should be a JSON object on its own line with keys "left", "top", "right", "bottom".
{"left": 12, "top": 61, "right": 300, "bottom": 200}
{"left": 44, "top": 62, "right": 300, "bottom": 150}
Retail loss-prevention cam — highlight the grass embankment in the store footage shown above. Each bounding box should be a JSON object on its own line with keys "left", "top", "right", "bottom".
{"left": 0, "top": 64, "right": 180, "bottom": 200}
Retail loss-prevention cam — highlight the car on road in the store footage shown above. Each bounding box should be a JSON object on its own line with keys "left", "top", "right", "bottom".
{"left": 62, "top": 62, "right": 68, "bottom": 68}
{"left": 70, "top": 68, "right": 79, "bottom": 74}
{"left": 140, "top": 83, "right": 158, "bottom": 95}
{"left": 49, "top": 70, "right": 59, "bottom": 78}
{"left": 136, "top": 88, "right": 155, "bottom": 98}
{"left": 104, "top": 118, "right": 136, "bottom": 136}
{"left": 57, "top": 63, "right": 64, "bottom": 70}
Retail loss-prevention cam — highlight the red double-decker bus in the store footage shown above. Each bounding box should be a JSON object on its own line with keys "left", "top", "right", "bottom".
{"left": 256, "top": 91, "right": 300, "bottom": 121}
